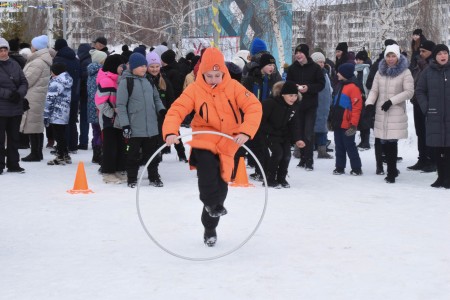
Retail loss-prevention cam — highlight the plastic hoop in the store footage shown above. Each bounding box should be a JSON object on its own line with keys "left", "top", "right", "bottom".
{"left": 136, "top": 130, "right": 268, "bottom": 261}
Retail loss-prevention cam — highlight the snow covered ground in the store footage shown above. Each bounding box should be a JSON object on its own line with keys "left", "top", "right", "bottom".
{"left": 2, "top": 104, "right": 450, "bottom": 299}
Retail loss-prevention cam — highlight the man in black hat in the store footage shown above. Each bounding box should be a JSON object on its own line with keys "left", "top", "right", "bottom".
{"left": 93, "top": 37, "right": 109, "bottom": 54}
{"left": 408, "top": 40, "right": 436, "bottom": 172}
{"left": 286, "top": 44, "right": 325, "bottom": 171}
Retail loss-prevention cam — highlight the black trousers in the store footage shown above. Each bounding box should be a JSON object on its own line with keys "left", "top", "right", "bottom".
{"left": 52, "top": 124, "right": 68, "bottom": 158}
{"left": 126, "top": 136, "right": 160, "bottom": 183}
{"left": 101, "top": 127, "right": 126, "bottom": 174}
{"left": 66, "top": 98, "right": 79, "bottom": 151}
{"left": 267, "top": 140, "right": 291, "bottom": 180}
{"left": 190, "top": 149, "right": 228, "bottom": 230}
{"left": 297, "top": 106, "right": 317, "bottom": 163}
{"left": 413, "top": 103, "right": 434, "bottom": 162}
{"left": 0, "top": 115, "right": 21, "bottom": 170}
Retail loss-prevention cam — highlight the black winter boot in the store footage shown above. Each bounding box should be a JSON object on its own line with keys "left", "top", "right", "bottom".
{"left": 383, "top": 142, "right": 398, "bottom": 183}
{"left": 21, "top": 134, "right": 41, "bottom": 162}
{"left": 92, "top": 146, "right": 102, "bottom": 164}
{"left": 204, "top": 228, "right": 217, "bottom": 247}
{"left": 431, "top": 154, "right": 445, "bottom": 188}
{"left": 443, "top": 153, "right": 450, "bottom": 189}
{"left": 375, "top": 138, "right": 384, "bottom": 175}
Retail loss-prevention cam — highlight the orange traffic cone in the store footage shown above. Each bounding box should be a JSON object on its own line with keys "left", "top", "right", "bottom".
{"left": 230, "top": 157, "right": 254, "bottom": 187}
{"left": 67, "top": 161, "right": 94, "bottom": 194}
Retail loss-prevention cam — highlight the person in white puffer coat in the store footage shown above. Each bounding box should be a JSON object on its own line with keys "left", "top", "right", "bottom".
{"left": 20, "top": 35, "right": 52, "bottom": 162}
{"left": 365, "top": 44, "right": 414, "bottom": 183}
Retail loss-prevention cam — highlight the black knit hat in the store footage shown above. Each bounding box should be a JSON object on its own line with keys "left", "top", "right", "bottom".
{"left": 54, "top": 38, "right": 68, "bottom": 51}
{"left": 51, "top": 62, "right": 67, "bottom": 76}
{"left": 102, "top": 54, "right": 125, "bottom": 74}
{"left": 161, "top": 49, "right": 176, "bottom": 64}
{"left": 7, "top": 38, "right": 19, "bottom": 51}
{"left": 335, "top": 42, "right": 348, "bottom": 52}
{"left": 413, "top": 28, "right": 423, "bottom": 35}
{"left": 259, "top": 53, "right": 276, "bottom": 69}
{"left": 122, "top": 45, "right": 129, "bottom": 52}
{"left": 420, "top": 40, "right": 436, "bottom": 52}
{"left": 355, "top": 50, "right": 368, "bottom": 61}
{"left": 225, "top": 61, "right": 242, "bottom": 81}
{"left": 432, "top": 44, "right": 449, "bottom": 60}
{"left": 281, "top": 81, "right": 298, "bottom": 95}
{"left": 294, "top": 44, "right": 309, "bottom": 57}
{"left": 338, "top": 63, "right": 355, "bottom": 80}
{"left": 384, "top": 39, "right": 398, "bottom": 47}
{"left": 93, "top": 36, "right": 107, "bottom": 46}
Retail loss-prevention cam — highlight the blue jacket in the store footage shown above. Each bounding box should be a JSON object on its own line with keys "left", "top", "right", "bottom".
{"left": 314, "top": 69, "right": 332, "bottom": 133}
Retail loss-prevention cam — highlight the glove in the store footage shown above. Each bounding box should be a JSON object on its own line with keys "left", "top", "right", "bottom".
{"left": 159, "top": 109, "right": 167, "bottom": 117}
{"left": 381, "top": 100, "right": 392, "bottom": 112}
{"left": 9, "top": 91, "right": 21, "bottom": 103}
{"left": 44, "top": 118, "right": 50, "bottom": 128}
{"left": 122, "top": 125, "right": 132, "bottom": 139}
{"left": 345, "top": 125, "right": 357, "bottom": 136}
{"left": 365, "top": 104, "right": 374, "bottom": 113}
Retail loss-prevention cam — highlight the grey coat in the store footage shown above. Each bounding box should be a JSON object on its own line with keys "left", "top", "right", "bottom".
{"left": 20, "top": 48, "right": 52, "bottom": 133}
{"left": 116, "top": 74, "right": 165, "bottom": 138}
{"left": 0, "top": 58, "right": 28, "bottom": 117}
{"left": 366, "top": 55, "right": 414, "bottom": 140}
{"left": 416, "top": 60, "right": 450, "bottom": 147}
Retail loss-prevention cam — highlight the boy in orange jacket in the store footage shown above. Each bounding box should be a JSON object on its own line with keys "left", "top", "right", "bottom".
{"left": 163, "top": 48, "right": 262, "bottom": 247}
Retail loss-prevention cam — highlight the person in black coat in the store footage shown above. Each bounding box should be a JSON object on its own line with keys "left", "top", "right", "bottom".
{"left": 259, "top": 81, "right": 304, "bottom": 188}
{"left": 121, "top": 45, "right": 133, "bottom": 62}
{"left": 76, "top": 43, "right": 92, "bottom": 150}
{"left": 416, "top": 44, "right": 450, "bottom": 189}
{"left": 286, "top": 44, "right": 325, "bottom": 171}
{"left": 0, "top": 38, "right": 28, "bottom": 174}
{"left": 53, "top": 39, "right": 81, "bottom": 153}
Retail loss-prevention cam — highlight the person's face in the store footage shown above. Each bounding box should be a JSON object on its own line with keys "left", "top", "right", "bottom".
{"left": 294, "top": 51, "right": 306, "bottom": 64}
{"left": 0, "top": 47, "right": 9, "bottom": 60}
{"left": 147, "top": 64, "right": 161, "bottom": 76}
{"left": 132, "top": 65, "right": 147, "bottom": 77}
{"left": 282, "top": 94, "right": 298, "bottom": 105}
{"left": 435, "top": 51, "right": 449, "bottom": 66}
{"left": 385, "top": 53, "right": 398, "bottom": 67}
{"left": 355, "top": 58, "right": 364, "bottom": 64}
{"left": 261, "top": 64, "right": 275, "bottom": 75}
{"left": 117, "top": 64, "right": 125, "bottom": 76}
{"left": 412, "top": 34, "right": 420, "bottom": 41}
{"left": 336, "top": 50, "right": 343, "bottom": 59}
{"left": 94, "top": 42, "right": 104, "bottom": 51}
{"left": 419, "top": 48, "right": 432, "bottom": 60}
{"left": 316, "top": 60, "right": 325, "bottom": 68}
{"left": 203, "top": 70, "right": 224, "bottom": 86}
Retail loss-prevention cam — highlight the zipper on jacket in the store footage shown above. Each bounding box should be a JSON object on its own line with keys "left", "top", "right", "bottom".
{"left": 228, "top": 100, "right": 239, "bottom": 124}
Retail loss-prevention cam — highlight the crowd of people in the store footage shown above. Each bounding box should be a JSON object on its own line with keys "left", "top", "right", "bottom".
{"left": 1, "top": 30, "right": 449, "bottom": 245}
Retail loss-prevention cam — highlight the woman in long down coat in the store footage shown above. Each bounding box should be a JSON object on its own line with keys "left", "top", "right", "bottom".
{"left": 416, "top": 44, "right": 450, "bottom": 189}
{"left": 20, "top": 35, "right": 52, "bottom": 162}
{"left": 365, "top": 44, "right": 414, "bottom": 183}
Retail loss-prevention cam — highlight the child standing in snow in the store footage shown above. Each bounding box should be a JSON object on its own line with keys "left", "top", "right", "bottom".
{"left": 116, "top": 53, "right": 166, "bottom": 188}
{"left": 44, "top": 63, "right": 73, "bottom": 165}
{"left": 330, "top": 63, "right": 363, "bottom": 175}
{"left": 163, "top": 47, "right": 262, "bottom": 247}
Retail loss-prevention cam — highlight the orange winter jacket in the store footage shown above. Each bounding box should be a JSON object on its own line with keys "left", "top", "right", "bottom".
{"left": 162, "top": 48, "right": 262, "bottom": 182}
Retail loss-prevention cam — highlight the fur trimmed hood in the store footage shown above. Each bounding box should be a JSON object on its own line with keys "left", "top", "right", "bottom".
{"left": 378, "top": 54, "right": 409, "bottom": 77}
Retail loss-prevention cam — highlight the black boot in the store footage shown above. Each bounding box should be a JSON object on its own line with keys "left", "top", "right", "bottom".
{"left": 431, "top": 154, "right": 445, "bottom": 188}
{"left": 384, "top": 142, "right": 398, "bottom": 183}
{"left": 21, "top": 134, "right": 41, "bottom": 162}
{"left": 358, "top": 129, "right": 370, "bottom": 150}
{"left": 443, "top": 153, "right": 450, "bottom": 189}
{"left": 38, "top": 133, "right": 44, "bottom": 160}
{"left": 204, "top": 228, "right": 217, "bottom": 247}
{"left": 375, "top": 138, "right": 384, "bottom": 175}
{"left": 92, "top": 146, "right": 102, "bottom": 164}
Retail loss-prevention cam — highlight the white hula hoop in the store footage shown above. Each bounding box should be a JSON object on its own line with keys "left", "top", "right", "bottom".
{"left": 136, "top": 130, "right": 268, "bottom": 261}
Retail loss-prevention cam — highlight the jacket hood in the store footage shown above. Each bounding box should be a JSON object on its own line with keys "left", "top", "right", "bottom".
{"left": 77, "top": 43, "right": 92, "bottom": 61}
{"left": 28, "top": 48, "right": 52, "bottom": 67}
{"left": 55, "top": 46, "right": 76, "bottom": 60}
{"left": 378, "top": 54, "right": 409, "bottom": 77}
{"left": 54, "top": 72, "right": 73, "bottom": 88}
{"left": 87, "top": 62, "right": 102, "bottom": 76}
{"left": 196, "top": 47, "right": 231, "bottom": 90}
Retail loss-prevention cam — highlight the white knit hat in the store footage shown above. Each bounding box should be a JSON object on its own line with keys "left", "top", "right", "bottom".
{"left": 89, "top": 49, "right": 107, "bottom": 64}
{"left": 384, "top": 44, "right": 400, "bottom": 59}
{"left": 310, "top": 52, "right": 326, "bottom": 63}
{"left": 0, "top": 38, "right": 9, "bottom": 50}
